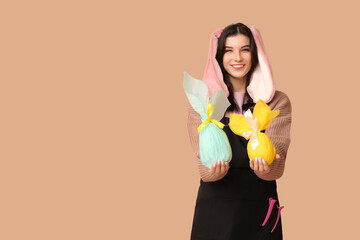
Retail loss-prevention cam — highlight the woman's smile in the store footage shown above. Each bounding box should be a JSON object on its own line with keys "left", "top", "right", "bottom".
{"left": 231, "top": 64, "right": 245, "bottom": 70}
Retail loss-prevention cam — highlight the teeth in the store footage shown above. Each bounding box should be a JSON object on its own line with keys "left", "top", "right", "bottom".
{"left": 233, "top": 65, "right": 244, "bottom": 67}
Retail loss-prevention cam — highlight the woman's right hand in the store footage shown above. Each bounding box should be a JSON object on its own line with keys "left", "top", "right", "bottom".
{"left": 195, "top": 153, "right": 230, "bottom": 178}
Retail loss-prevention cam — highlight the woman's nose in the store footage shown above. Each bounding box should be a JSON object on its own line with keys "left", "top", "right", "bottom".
{"left": 233, "top": 51, "right": 242, "bottom": 61}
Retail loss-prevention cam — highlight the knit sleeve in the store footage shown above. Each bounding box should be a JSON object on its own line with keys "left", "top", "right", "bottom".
{"left": 187, "top": 103, "right": 228, "bottom": 182}
{"left": 254, "top": 91, "right": 292, "bottom": 181}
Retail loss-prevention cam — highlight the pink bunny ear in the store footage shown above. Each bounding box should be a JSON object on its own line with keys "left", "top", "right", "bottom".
{"left": 202, "top": 27, "right": 229, "bottom": 98}
{"left": 247, "top": 26, "right": 276, "bottom": 103}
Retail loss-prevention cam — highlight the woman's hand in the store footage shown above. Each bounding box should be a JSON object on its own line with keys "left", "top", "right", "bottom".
{"left": 250, "top": 154, "right": 280, "bottom": 174}
{"left": 196, "top": 153, "right": 230, "bottom": 177}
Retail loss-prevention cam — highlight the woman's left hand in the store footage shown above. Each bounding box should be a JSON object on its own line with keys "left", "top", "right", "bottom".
{"left": 250, "top": 154, "right": 280, "bottom": 174}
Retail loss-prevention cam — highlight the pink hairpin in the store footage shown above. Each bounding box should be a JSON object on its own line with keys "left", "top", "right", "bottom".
{"left": 262, "top": 197, "right": 277, "bottom": 226}
{"left": 271, "top": 205, "right": 284, "bottom": 233}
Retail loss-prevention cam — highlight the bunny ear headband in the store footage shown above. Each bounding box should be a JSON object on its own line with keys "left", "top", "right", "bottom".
{"left": 202, "top": 26, "right": 275, "bottom": 103}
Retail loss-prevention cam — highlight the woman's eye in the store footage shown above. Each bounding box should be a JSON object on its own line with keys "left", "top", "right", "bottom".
{"left": 243, "top": 49, "right": 250, "bottom": 52}
{"left": 225, "top": 50, "right": 232, "bottom": 52}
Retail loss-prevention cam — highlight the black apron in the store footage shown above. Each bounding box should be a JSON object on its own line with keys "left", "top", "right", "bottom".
{"left": 190, "top": 117, "right": 283, "bottom": 240}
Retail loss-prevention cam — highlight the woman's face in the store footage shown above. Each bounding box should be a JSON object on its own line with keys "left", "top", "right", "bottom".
{"left": 222, "top": 34, "right": 252, "bottom": 82}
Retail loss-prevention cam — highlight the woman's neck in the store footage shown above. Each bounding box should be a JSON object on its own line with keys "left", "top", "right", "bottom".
{"left": 229, "top": 76, "right": 246, "bottom": 93}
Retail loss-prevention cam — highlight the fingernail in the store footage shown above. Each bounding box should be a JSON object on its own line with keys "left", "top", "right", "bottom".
{"left": 221, "top": 161, "right": 224, "bottom": 165}
{"left": 212, "top": 163, "right": 216, "bottom": 168}
{"left": 225, "top": 162, "right": 228, "bottom": 165}
{"left": 255, "top": 158, "right": 258, "bottom": 163}
{"left": 262, "top": 159, "right": 266, "bottom": 164}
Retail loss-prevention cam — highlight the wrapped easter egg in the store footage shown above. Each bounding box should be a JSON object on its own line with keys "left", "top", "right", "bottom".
{"left": 228, "top": 99, "right": 279, "bottom": 165}
{"left": 184, "top": 72, "right": 232, "bottom": 168}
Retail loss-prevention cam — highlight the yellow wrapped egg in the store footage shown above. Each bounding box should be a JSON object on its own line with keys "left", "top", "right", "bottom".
{"left": 247, "top": 132, "right": 276, "bottom": 165}
{"left": 229, "top": 99, "right": 279, "bottom": 165}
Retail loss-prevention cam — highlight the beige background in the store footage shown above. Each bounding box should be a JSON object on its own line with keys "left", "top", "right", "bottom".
{"left": 1, "top": 0, "right": 359, "bottom": 239}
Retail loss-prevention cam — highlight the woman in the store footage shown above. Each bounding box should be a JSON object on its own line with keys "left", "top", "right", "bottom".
{"left": 187, "top": 23, "right": 292, "bottom": 239}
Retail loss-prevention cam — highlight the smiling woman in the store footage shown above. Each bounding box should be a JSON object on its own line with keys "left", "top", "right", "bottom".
{"left": 186, "top": 22, "right": 292, "bottom": 240}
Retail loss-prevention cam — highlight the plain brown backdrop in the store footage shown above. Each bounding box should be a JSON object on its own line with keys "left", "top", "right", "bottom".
{"left": 1, "top": 0, "right": 359, "bottom": 239}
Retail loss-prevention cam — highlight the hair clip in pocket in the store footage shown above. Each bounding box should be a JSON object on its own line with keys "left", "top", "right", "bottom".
{"left": 262, "top": 197, "right": 285, "bottom": 233}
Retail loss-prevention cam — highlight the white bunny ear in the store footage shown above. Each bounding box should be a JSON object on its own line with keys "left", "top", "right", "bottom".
{"left": 183, "top": 72, "right": 209, "bottom": 117}
{"left": 248, "top": 26, "right": 275, "bottom": 103}
{"left": 209, "top": 90, "right": 230, "bottom": 121}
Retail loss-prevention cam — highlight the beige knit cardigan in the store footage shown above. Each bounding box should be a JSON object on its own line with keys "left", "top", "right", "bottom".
{"left": 187, "top": 90, "right": 292, "bottom": 182}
